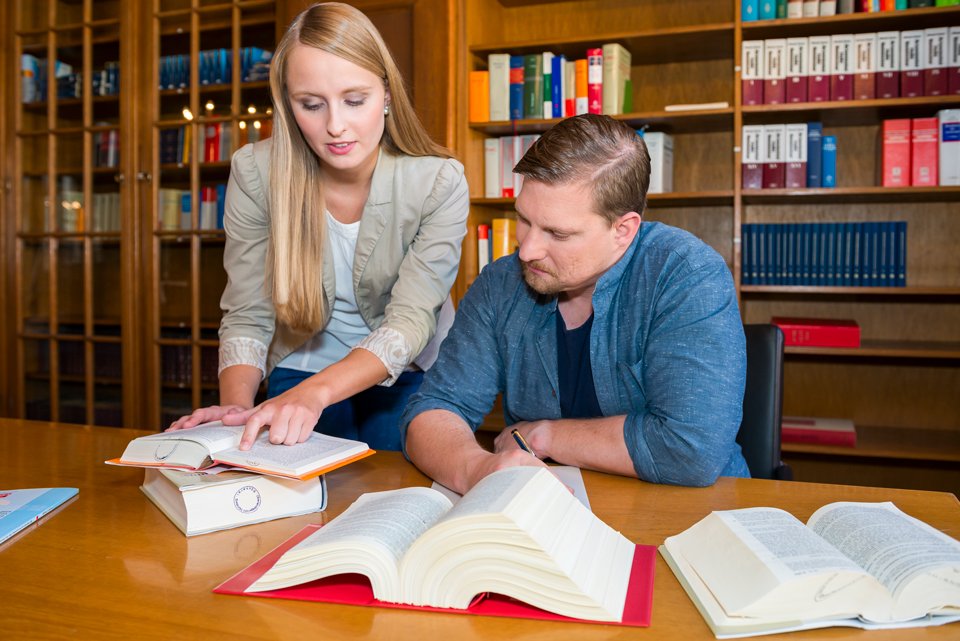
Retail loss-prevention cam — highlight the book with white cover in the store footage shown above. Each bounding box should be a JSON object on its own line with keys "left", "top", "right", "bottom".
{"left": 141, "top": 468, "right": 327, "bottom": 536}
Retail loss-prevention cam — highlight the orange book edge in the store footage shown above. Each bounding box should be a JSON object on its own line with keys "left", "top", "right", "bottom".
{"left": 215, "top": 523, "right": 656, "bottom": 626}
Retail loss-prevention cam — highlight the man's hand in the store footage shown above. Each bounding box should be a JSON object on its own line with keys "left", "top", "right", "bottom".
{"left": 460, "top": 448, "right": 549, "bottom": 491}
{"left": 493, "top": 421, "right": 553, "bottom": 459}
{"left": 167, "top": 404, "right": 249, "bottom": 432}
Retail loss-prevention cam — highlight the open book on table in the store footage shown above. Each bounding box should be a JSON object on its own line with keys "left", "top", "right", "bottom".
{"left": 217, "top": 466, "right": 656, "bottom": 626}
{"left": 107, "top": 421, "right": 374, "bottom": 480}
{"left": 661, "top": 501, "right": 960, "bottom": 638}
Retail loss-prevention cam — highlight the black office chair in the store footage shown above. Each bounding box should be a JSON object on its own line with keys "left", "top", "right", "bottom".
{"left": 737, "top": 324, "right": 793, "bottom": 480}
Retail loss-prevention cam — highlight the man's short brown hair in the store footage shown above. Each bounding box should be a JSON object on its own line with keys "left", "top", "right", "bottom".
{"left": 513, "top": 114, "right": 651, "bottom": 224}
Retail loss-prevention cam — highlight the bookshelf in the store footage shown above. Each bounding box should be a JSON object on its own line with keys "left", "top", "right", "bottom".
{"left": 455, "top": 0, "right": 960, "bottom": 493}
{"left": 8, "top": 0, "right": 136, "bottom": 427}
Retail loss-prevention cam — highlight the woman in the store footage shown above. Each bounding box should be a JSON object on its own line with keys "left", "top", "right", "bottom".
{"left": 169, "top": 3, "right": 468, "bottom": 451}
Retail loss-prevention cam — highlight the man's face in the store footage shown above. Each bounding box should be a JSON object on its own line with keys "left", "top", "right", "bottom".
{"left": 514, "top": 179, "right": 625, "bottom": 298}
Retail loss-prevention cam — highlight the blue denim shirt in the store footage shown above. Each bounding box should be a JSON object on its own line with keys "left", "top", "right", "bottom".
{"left": 401, "top": 221, "right": 750, "bottom": 486}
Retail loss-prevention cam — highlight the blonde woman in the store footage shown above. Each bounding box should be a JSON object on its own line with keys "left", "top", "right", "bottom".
{"left": 169, "top": 3, "right": 468, "bottom": 451}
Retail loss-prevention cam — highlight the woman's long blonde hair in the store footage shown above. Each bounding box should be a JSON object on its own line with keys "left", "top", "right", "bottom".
{"left": 268, "top": 2, "right": 451, "bottom": 333}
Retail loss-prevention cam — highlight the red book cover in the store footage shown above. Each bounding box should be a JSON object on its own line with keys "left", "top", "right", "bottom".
{"left": 876, "top": 31, "right": 900, "bottom": 99}
{"left": 923, "top": 28, "right": 948, "bottom": 97}
{"left": 742, "top": 40, "right": 764, "bottom": 106}
{"left": 881, "top": 119, "right": 911, "bottom": 187}
{"left": 901, "top": 31, "right": 923, "bottom": 98}
{"left": 808, "top": 36, "right": 831, "bottom": 102}
{"left": 215, "top": 523, "right": 657, "bottom": 627}
{"left": 587, "top": 48, "right": 603, "bottom": 115}
{"left": 782, "top": 416, "right": 857, "bottom": 447}
{"left": 911, "top": 117, "right": 939, "bottom": 187}
{"left": 204, "top": 123, "right": 220, "bottom": 163}
{"left": 763, "top": 39, "right": 786, "bottom": 105}
{"left": 772, "top": 317, "right": 861, "bottom": 348}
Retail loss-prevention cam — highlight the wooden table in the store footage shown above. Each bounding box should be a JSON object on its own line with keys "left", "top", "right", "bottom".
{"left": 2, "top": 419, "right": 959, "bottom": 640}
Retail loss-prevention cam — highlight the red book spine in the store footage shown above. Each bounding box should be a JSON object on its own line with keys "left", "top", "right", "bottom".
{"left": 808, "top": 37, "right": 831, "bottom": 102}
{"left": 587, "top": 48, "right": 603, "bottom": 115}
{"left": 204, "top": 123, "right": 220, "bottom": 163}
{"left": 911, "top": 117, "right": 939, "bottom": 187}
{"left": 781, "top": 426, "right": 857, "bottom": 447}
{"left": 881, "top": 119, "right": 911, "bottom": 187}
{"left": 763, "top": 40, "right": 786, "bottom": 105}
{"left": 773, "top": 318, "right": 861, "bottom": 348}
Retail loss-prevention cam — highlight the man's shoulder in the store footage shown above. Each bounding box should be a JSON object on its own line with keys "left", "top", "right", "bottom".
{"left": 635, "top": 221, "right": 727, "bottom": 272}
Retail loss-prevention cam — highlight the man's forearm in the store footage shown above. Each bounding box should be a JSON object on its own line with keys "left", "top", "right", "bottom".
{"left": 406, "top": 410, "right": 492, "bottom": 493}
{"left": 525, "top": 415, "right": 638, "bottom": 478}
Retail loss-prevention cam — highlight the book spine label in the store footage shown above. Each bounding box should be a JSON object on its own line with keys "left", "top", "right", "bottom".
{"left": 830, "top": 34, "right": 854, "bottom": 101}
{"left": 854, "top": 33, "right": 876, "bottom": 100}
{"left": 764, "top": 39, "right": 786, "bottom": 104}
{"left": 877, "top": 31, "right": 901, "bottom": 98}
{"left": 901, "top": 31, "right": 924, "bottom": 97}
{"left": 587, "top": 48, "right": 603, "bottom": 114}
{"left": 808, "top": 36, "right": 831, "bottom": 101}
{"left": 923, "top": 28, "right": 948, "bottom": 97}
{"left": 786, "top": 38, "right": 809, "bottom": 103}
{"left": 742, "top": 41, "right": 765, "bottom": 106}
{"left": 911, "top": 117, "right": 939, "bottom": 186}
{"left": 881, "top": 119, "right": 911, "bottom": 187}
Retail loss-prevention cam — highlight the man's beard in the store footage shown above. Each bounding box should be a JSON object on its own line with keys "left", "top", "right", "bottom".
{"left": 521, "top": 261, "right": 562, "bottom": 296}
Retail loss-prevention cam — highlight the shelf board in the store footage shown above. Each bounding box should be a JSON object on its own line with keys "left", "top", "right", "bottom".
{"left": 470, "top": 22, "right": 734, "bottom": 64}
{"left": 741, "top": 285, "right": 960, "bottom": 296}
{"left": 470, "top": 190, "right": 734, "bottom": 209}
{"left": 786, "top": 340, "right": 960, "bottom": 359}
{"left": 469, "top": 108, "right": 733, "bottom": 136}
{"left": 783, "top": 425, "right": 960, "bottom": 463}
{"left": 17, "top": 232, "right": 122, "bottom": 241}
{"left": 742, "top": 95, "right": 960, "bottom": 126}
{"left": 743, "top": 186, "right": 960, "bottom": 204}
{"left": 742, "top": 5, "right": 960, "bottom": 38}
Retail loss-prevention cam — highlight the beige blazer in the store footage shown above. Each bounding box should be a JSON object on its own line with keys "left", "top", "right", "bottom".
{"left": 218, "top": 139, "right": 469, "bottom": 383}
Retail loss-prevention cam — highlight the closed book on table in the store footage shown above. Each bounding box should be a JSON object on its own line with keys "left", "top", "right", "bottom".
{"left": 881, "top": 119, "right": 911, "bottom": 187}
{"left": 742, "top": 125, "right": 764, "bottom": 189}
{"left": 901, "top": 31, "right": 924, "bottom": 97}
{"left": 808, "top": 36, "right": 831, "bottom": 101}
{"left": 742, "top": 41, "right": 765, "bottom": 106}
{"left": 830, "top": 34, "right": 854, "bottom": 101}
{"left": 876, "top": 31, "right": 900, "bottom": 98}
{"left": 853, "top": 33, "right": 876, "bottom": 100}
{"left": 786, "top": 38, "right": 808, "bottom": 103}
{"left": 781, "top": 416, "right": 857, "bottom": 447}
{"left": 772, "top": 316, "right": 861, "bottom": 347}
{"left": 141, "top": 468, "right": 327, "bottom": 537}
{"left": 762, "top": 125, "right": 786, "bottom": 189}
{"left": 785, "top": 123, "right": 808, "bottom": 188}
{"left": 923, "top": 28, "right": 948, "bottom": 97}
{"left": 764, "top": 39, "right": 786, "bottom": 104}
{"left": 911, "top": 117, "right": 939, "bottom": 186}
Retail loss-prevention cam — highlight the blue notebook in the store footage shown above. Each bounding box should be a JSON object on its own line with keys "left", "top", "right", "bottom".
{"left": 0, "top": 487, "right": 78, "bottom": 545}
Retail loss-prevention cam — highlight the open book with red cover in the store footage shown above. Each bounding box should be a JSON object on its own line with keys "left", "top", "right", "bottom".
{"left": 215, "top": 466, "right": 656, "bottom": 626}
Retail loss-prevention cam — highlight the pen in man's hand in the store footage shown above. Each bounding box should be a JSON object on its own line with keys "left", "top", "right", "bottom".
{"left": 511, "top": 429, "right": 536, "bottom": 457}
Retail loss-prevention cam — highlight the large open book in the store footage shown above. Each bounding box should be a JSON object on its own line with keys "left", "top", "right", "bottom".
{"left": 142, "top": 468, "right": 327, "bottom": 536}
{"left": 661, "top": 501, "right": 960, "bottom": 638}
{"left": 107, "top": 422, "right": 373, "bottom": 480}
{"left": 217, "top": 466, "right": 656, "bottom": 625}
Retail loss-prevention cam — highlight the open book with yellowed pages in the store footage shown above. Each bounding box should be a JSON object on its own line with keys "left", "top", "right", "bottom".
{"left": 107, "top": 421, "right": 373, "bottom": 480}
{"left": 660, "top": 501, "right": 960, "bottom": 638}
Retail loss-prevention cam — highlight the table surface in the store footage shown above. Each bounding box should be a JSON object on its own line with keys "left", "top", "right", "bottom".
{"left": 2, "top": 418, "right": 959, "bottom": 641}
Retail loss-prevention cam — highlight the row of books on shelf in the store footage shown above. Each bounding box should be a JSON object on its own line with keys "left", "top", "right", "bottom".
{"left": 57, "top": 190, "right": 121, "bottom": 232}
{"left": 32, "top": 340, "right": 122, "bottom": 378}
{"left": 741, "top": 221, "right": 907, "bottom": 286}
{"left": 21, "top": 55, "right": 119, "bottom": 102}
{"left": 882, "top": 112, "right": 960, "bottom": 185}
{"left": 159, "top": 47, "right": 273, "bottom": 90}
{"left": 471, "top": 43, "right": 631, "bottom": 122}
{"left": 476, "top": 219, "right": 518, "bottom": 271}
{"left": 160, "top": 344, "right": 218, "bottom": 386}
{"left": 742, "top": 123, "right": 837, "bottom": 188}
{"left": 743, "top": 0, "right": 956, "bottom": 22}
{"left": 482, "top": 130, "right": 673, "bottom": 198}
{"left": 159, "top": 119, "right": 272, "bottom": 165}
{"left": 159, "top": 185, "right": 227, "bottom": 231}
{"left": 742, "top": 29, "right": 960, "bottom": 106}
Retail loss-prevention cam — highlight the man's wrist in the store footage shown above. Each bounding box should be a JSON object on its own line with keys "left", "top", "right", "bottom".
{"left": 526, "top": 420, "right": 554, "bottom": 460}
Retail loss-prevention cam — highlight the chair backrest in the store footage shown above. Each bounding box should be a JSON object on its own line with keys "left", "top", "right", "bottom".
{"left": 737, "top": 324, "right": 792, "bottom": 480}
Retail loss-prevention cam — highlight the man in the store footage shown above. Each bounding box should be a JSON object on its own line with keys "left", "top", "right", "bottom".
{"left": 401, "top": 114, "right": 748, "bottom": 494}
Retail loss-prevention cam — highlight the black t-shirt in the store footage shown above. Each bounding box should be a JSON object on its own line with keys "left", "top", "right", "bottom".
{"left": 556, "top": 311, "right": 602, "bottom": 419}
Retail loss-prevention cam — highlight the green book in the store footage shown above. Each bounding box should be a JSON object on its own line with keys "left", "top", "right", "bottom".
{"left": 776, "top": 0, "right": 787, "bottom": 18}
{"left": 523, "top": 54, "right": 542, "bottom": 119}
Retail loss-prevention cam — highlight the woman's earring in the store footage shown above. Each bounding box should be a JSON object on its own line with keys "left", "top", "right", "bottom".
{"left": 384, "top": 105, "right": 390, "bottom": 116}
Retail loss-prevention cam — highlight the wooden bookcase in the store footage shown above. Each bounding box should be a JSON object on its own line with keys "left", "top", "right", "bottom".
{"left": 455, "top": 0, "right": 960, "bottom": 494}
{"left": 7, "top": 0, "right": 138, "bottom": 427}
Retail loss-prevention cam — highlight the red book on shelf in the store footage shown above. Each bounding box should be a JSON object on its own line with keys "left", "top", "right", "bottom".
{"left": 808, "top": 36, "right": 831, "bottom": 102}
{"left": 881, "top": 119, "right": 911, "bottom": 187}
{"left": 773, "top": 317, "right": 861, "bottom": 348}
{"left": 911, "top": 117, "right": 939, "bottom": 187}
{"left": 901, "top": 30, "right": 923, "bottom": 98}
{"left": 587, "top": 48, "right": 603, "bottom": 115}
{"left": 876, "top": 31, "right": 900, "bottom": 99}
{"left": 829, "top": 35, "right": 854, "bottom": 101}
{"left": 763, "top": 39, "right": 786, "bottom": 105}
{"left": 742, "top": 40, "right": 764, "bottom": 106}
{"left": 761, "top": 125, "right": 785, "bottom": 189}
{"left": 782, "top": 416, "right": 857, "bottom": 447}
{"left": 923, "top": 28, "right": 948, "bottom": 97}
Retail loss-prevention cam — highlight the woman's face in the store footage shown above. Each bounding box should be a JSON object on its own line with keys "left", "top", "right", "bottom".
{"left": 285, "top": 44, "right": 388, "bottom": 178}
